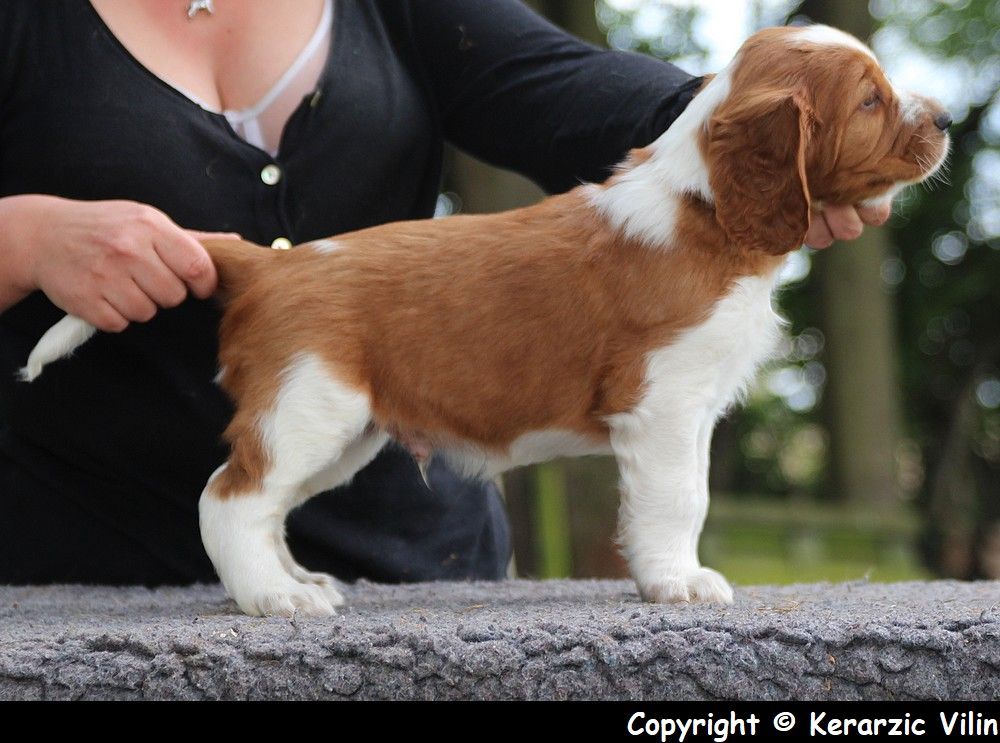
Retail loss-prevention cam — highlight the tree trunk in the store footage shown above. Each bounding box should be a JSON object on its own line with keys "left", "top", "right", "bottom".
{"left": 816, "top": 234, "right": 903, "bottom": 507}
{"left": 797, "top": 0, "right": 904, "bottom": 510}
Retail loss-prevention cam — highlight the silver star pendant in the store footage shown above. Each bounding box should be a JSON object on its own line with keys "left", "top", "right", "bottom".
{"left": 187, "top": 0, "right": 215, "bottom": 19}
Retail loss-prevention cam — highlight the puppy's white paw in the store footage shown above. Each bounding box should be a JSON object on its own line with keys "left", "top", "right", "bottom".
{"left": 275, "top": 541, "right": 348, "bottom": 607}
{"left": 639, "top": 567, "right": 734, "bottom": 605}
{"left": 239, "top": 580, "right": 337, "bottom": 618}
{"left": 296, "top": 570, "right": 347, "bottom": 607}
{"left": 279, "top": 556, "right": 347, "bottom": 607}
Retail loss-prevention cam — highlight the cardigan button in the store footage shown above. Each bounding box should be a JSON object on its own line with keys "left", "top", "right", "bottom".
{"left": 260, "top": 164, "right": 282, "bottom": 186}
{"left": 271, "top": 237, "right": 293, "bottom": 251}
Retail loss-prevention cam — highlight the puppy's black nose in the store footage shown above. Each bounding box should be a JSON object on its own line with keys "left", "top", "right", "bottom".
{"left": 934, "top": 111, "right": 953, "bottom": 131}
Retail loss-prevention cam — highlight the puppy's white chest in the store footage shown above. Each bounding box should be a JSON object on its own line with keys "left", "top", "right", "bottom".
{"left": 643, "top": 272, "right": 784, "bottom": 414}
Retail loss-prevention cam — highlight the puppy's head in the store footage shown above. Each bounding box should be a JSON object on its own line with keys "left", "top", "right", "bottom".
{"left": 704, "top": 24, "right": 950, "bottom": 254}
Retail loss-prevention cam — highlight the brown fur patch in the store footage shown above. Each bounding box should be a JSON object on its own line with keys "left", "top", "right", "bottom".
{"left": 203, "top": 187, "right": 776, "bottom": 496}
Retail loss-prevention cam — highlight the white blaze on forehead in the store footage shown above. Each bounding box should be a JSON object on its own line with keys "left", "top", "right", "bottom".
{"left": 792, "top": 24, "right": 877, "bottom": 61}
{"left": 792, "top": 25, "right": 905, "bottom": 109}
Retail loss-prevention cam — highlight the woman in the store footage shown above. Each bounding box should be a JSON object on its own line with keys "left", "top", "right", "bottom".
{"left": 0, "top": 0, "right": 886, "bottom": 586}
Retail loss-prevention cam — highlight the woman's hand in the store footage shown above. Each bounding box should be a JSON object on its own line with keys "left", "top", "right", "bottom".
{"left": 0, "top": 195, "right": 238, "bottom": 330}
{"left": 806, "top": 201, "right": 892, "bottom": 249}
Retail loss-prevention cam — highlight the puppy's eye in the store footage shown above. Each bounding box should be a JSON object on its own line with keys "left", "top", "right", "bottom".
{"left": 861, "top": 93, "right": 880, "bottom": 110}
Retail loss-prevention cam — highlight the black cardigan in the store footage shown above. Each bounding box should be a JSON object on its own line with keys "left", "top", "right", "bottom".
{"left": 0, "top": 0, "right": 700, "bottom": 584}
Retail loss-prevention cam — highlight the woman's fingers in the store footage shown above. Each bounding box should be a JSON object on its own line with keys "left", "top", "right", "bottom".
{"left": 89, "top": 300, "right": 130, "bottom": 333}
{"left": 130, "top": 253, "right": 190, "bottom": 309}
{"left": 805, "top": 200, "right": 892, "bottom": 250}
{"left": 104, "top": 280, "right": 158, "bottom": 325}
{"left": 186, "top": 230, "right": 242, "bottom": 241}
{"left": 821, "top": 204, "right": 864, "bottom": 242}
{"left": 805, "top": 211, "right": 835, "bottom": 249}
{"left": 148, "top": 223, "right": 219, "bottom": 300}
{"left": 858, "top": 200, "right": 892, "bottom": 226}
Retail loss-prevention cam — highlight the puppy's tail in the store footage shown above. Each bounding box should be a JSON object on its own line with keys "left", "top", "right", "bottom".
{"left": 200, "top": 238, "right": 279, "bottom": 304}
{"left": 18, "top": 315, "right": 98, "bottom": 382}
{"left": 19, "top": 238, "right": 278, "bottom": 382}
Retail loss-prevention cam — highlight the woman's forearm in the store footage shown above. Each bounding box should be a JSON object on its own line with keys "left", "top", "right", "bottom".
{"left": 0, "top": 194, "right": 45, "bottom": 312}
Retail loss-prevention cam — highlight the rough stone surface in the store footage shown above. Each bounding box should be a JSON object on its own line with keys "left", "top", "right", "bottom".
{"left": 1, "top": 579, "right": 998, "bottom": 700}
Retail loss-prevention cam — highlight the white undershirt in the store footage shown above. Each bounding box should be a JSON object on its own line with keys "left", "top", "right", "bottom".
{"left": 175, "top": 0, "right": 333, "bottom": 156}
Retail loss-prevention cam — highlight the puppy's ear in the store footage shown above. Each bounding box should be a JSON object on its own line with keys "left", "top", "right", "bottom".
{"left": 706, "top": 89, "right": 814, "bottom": 254}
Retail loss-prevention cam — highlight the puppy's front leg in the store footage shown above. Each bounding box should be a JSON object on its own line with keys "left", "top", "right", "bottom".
{"left": 611, "top": 407, "right": 733, "bottom": 604}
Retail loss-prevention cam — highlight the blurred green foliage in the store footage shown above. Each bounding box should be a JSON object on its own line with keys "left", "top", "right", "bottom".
{"left": 704, "top": 497, "right": 930, "bottom": 584}
{"left": 596, "top": 1, "right": 707, "bottom": 62}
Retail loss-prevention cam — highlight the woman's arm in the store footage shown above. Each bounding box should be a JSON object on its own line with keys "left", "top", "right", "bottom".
{"left": 0, "top": 196, "right": 39, "bottom": 311}
{"left": 397, "top": 0, "right": 892, "bottom": 244}
{"left": 0, "top": 194, "right": 224, "bottom": 328}
{"left": 399, "top": 0, "right": 698, "bottom": 193}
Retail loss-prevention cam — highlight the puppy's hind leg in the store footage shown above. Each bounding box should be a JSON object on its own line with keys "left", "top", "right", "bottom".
{"left": 200, "top": 354, "right": 375, "bottom": 618}
{"left": 275, "top": 430, "right": 390, "bottom": 606}
{"left": 201, "top": 466, "right": 332, "bottom": 617}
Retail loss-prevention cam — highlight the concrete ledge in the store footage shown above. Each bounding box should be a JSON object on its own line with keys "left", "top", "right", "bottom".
{"left": 2, "top": 579, "right": 998, "bottom": 700}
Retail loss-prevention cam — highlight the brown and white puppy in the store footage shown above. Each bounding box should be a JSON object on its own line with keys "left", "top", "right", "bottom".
{"left": 22, "top": 25, "right": 949, "bottom": 617}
